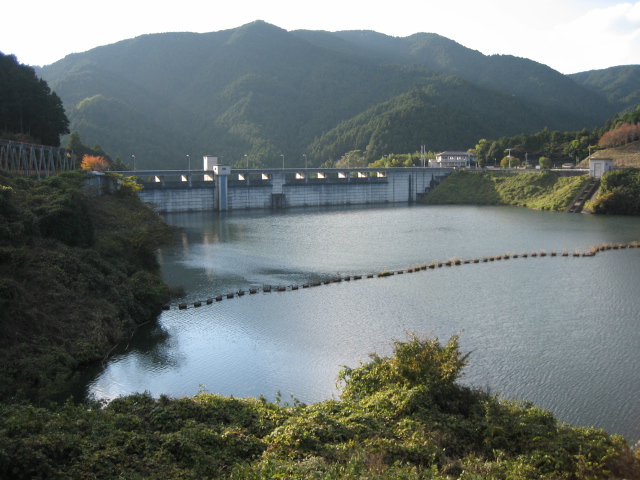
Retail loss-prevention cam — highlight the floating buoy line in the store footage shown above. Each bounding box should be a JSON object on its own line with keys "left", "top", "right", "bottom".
{"left": 165, "top": 241, "right": 639, "bottom": 311}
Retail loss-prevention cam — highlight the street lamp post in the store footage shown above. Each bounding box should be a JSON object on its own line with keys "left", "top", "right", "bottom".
{"left": 186, "top": 154, "right": 190, "bottom": 172}
{"left": 245, "top": 154, "right": 248, "bottom": 169}
{"left": 281, "top": 154, "right": 284, "bottom": 170}
{"left": 132, "top": 155, "right": 136, "bottom": 171}
{"left": 303, "top": 154, "right": 307, "bottom": 169}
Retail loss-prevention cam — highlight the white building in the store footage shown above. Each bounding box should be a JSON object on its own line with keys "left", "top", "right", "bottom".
{"left": 589, "top": 158, "right": 614, "bottom": 178}
{"left": 429, "top": 151, "right": 476, "bottom": 168}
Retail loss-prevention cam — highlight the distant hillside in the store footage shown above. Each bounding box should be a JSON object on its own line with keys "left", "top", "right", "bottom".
{"left": 296, "top": 30, "right": 618, "bottom": 127}
{"left": 37, "top": 21, "right": 631, "bottom": 169}
{"left": 308, "top": 81, "right": 547, "bottom": 161}
{"left": 570, "top": 65, "right": 640, "bottom": 111}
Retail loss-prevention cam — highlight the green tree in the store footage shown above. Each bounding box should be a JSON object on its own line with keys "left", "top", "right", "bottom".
{"left": 486, "top": 141, "right": 502, "bottom": 166}
{"left": 335, "top": 150, "right": 367, "bottom": 168}
{"left": 500, "top": 156, "right": 521, "bottom": 168}
{"left": 474, "top": 139, "right": 491, "bottom": 167}
{"left": 111, "top": 156, "right": 131, "bottom": 170}
{"left": 66, "top": 131, "right": 93, "bottom": 168}
{"left": 538, "top": 156, "right": 552, "bottom": 169}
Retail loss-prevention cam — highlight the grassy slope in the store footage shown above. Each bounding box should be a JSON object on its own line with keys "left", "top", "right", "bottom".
{"left": 424, "top": 170, "right": 587, "bottom": 210}
{"left": 577, "top": 141, "right": 640, "bottom": 169}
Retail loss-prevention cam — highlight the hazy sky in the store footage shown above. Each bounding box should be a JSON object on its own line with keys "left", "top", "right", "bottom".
{"left": 2, "top": 0, "right": 639, "bottom": 74}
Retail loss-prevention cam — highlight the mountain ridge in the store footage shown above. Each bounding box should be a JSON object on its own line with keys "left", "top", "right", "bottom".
{"left": 36, "top": 20, "right": 639, "bottom": 169}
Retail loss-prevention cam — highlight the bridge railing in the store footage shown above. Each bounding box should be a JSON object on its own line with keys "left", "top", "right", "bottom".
{"left": 0, "top": 140, "right": 75, "bottom": 178}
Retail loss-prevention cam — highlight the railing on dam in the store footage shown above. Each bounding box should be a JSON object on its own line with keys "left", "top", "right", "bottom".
{"left": 114, "top": 167, "right": 453, "bottom": 212}
{"left": 114, "top": 167, "right": 449, "bottom": 184}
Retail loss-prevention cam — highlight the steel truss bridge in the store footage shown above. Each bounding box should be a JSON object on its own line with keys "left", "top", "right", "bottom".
{"left": 0, "top": 140, "right": 75, "bottom": 178}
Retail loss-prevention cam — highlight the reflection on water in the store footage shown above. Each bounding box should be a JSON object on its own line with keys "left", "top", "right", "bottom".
{"left": 85, "top": 205, "right": 640, "bottom": 444}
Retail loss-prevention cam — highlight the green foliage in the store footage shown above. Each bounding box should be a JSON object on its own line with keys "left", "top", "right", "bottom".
{"left": 0, "top": 52, "right": 69, "bottom": 146}
{"left": 335, "top": 150, "right": 368, "bottom": 169}
{"left": 474, "top": 126, "right": 604, "bottom": 167}
{"left": 30, "top": 175, "right": 95, "bottom": 248}
{"left": 0, "top": 335, "right": 638, "bottom": 479}
{"left": 500, "top": 156, "right": 521, "bottom": 168}
{"left": 104, "top": 173, "right": 143, "bottom": 196}
{"left": 538, "top": 156, "right": 552, "bottom": 169}
{"left": 424, "top": 170, "right": 588, "bottom": 210}
{"left": 368, "top": 151, "right": 433, "bottom": 168}
{"left": 0, "top": 170, "right": 173, "bottom": 401}
{"left": 589, "top": 168, "right": 640, "bottom": 215}
{"left": 338, "top": 334, "right": 468, "bottom": 401}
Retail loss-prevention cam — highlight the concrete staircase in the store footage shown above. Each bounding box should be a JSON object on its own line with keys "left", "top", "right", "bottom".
{"left": 566, "top": 177, "right": 600, "bottom": 213}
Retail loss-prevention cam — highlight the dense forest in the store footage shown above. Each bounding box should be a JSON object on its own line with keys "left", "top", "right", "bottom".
{"left": 33, "top": 20, "right": 640, "bottom": 169}
{"left": 0, "top": 52, "right": 69, "bottom": 146}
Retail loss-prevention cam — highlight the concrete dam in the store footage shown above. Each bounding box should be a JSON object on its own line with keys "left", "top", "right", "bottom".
{"left": 127, "top": 166, "right": 452, "bottom": 213}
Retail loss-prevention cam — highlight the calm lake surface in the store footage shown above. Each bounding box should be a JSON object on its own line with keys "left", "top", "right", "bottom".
{"left": 84, "top": 205, "right": 640, "bottom": 443}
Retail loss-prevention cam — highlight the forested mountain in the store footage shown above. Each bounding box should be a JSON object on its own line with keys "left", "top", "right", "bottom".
{"left": 308, "top": 81, "right": 548, "bottom": 160}
{"left": 294, "top": 30, "right": 615, "bottom": 128}
{"left": 570, "top": 65, "right": 640, "bottom": 112}
{"left": 36, "top": 20, "right": 637, "bottom": 169}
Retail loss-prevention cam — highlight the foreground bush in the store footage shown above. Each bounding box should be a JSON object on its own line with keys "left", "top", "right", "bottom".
{"left": 1, "top": 335, "right": 637, "bottom": 479}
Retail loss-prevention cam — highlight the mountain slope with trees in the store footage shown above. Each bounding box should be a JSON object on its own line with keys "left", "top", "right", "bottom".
{"left": 570, "top": 65, "right": 640, "bottom": 111}
{"left": 297, "top": 30, "right": 618, "bottom": 127}
{"left": 308, "top": 79, "right": 548, "bottom": 163}
{"left": 34, "top": 21, "right": 636, "bottom": 169}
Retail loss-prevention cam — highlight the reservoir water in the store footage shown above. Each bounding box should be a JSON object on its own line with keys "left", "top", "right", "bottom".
{"left": 84, "top": 205, "right": 640, "bottom": 444}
